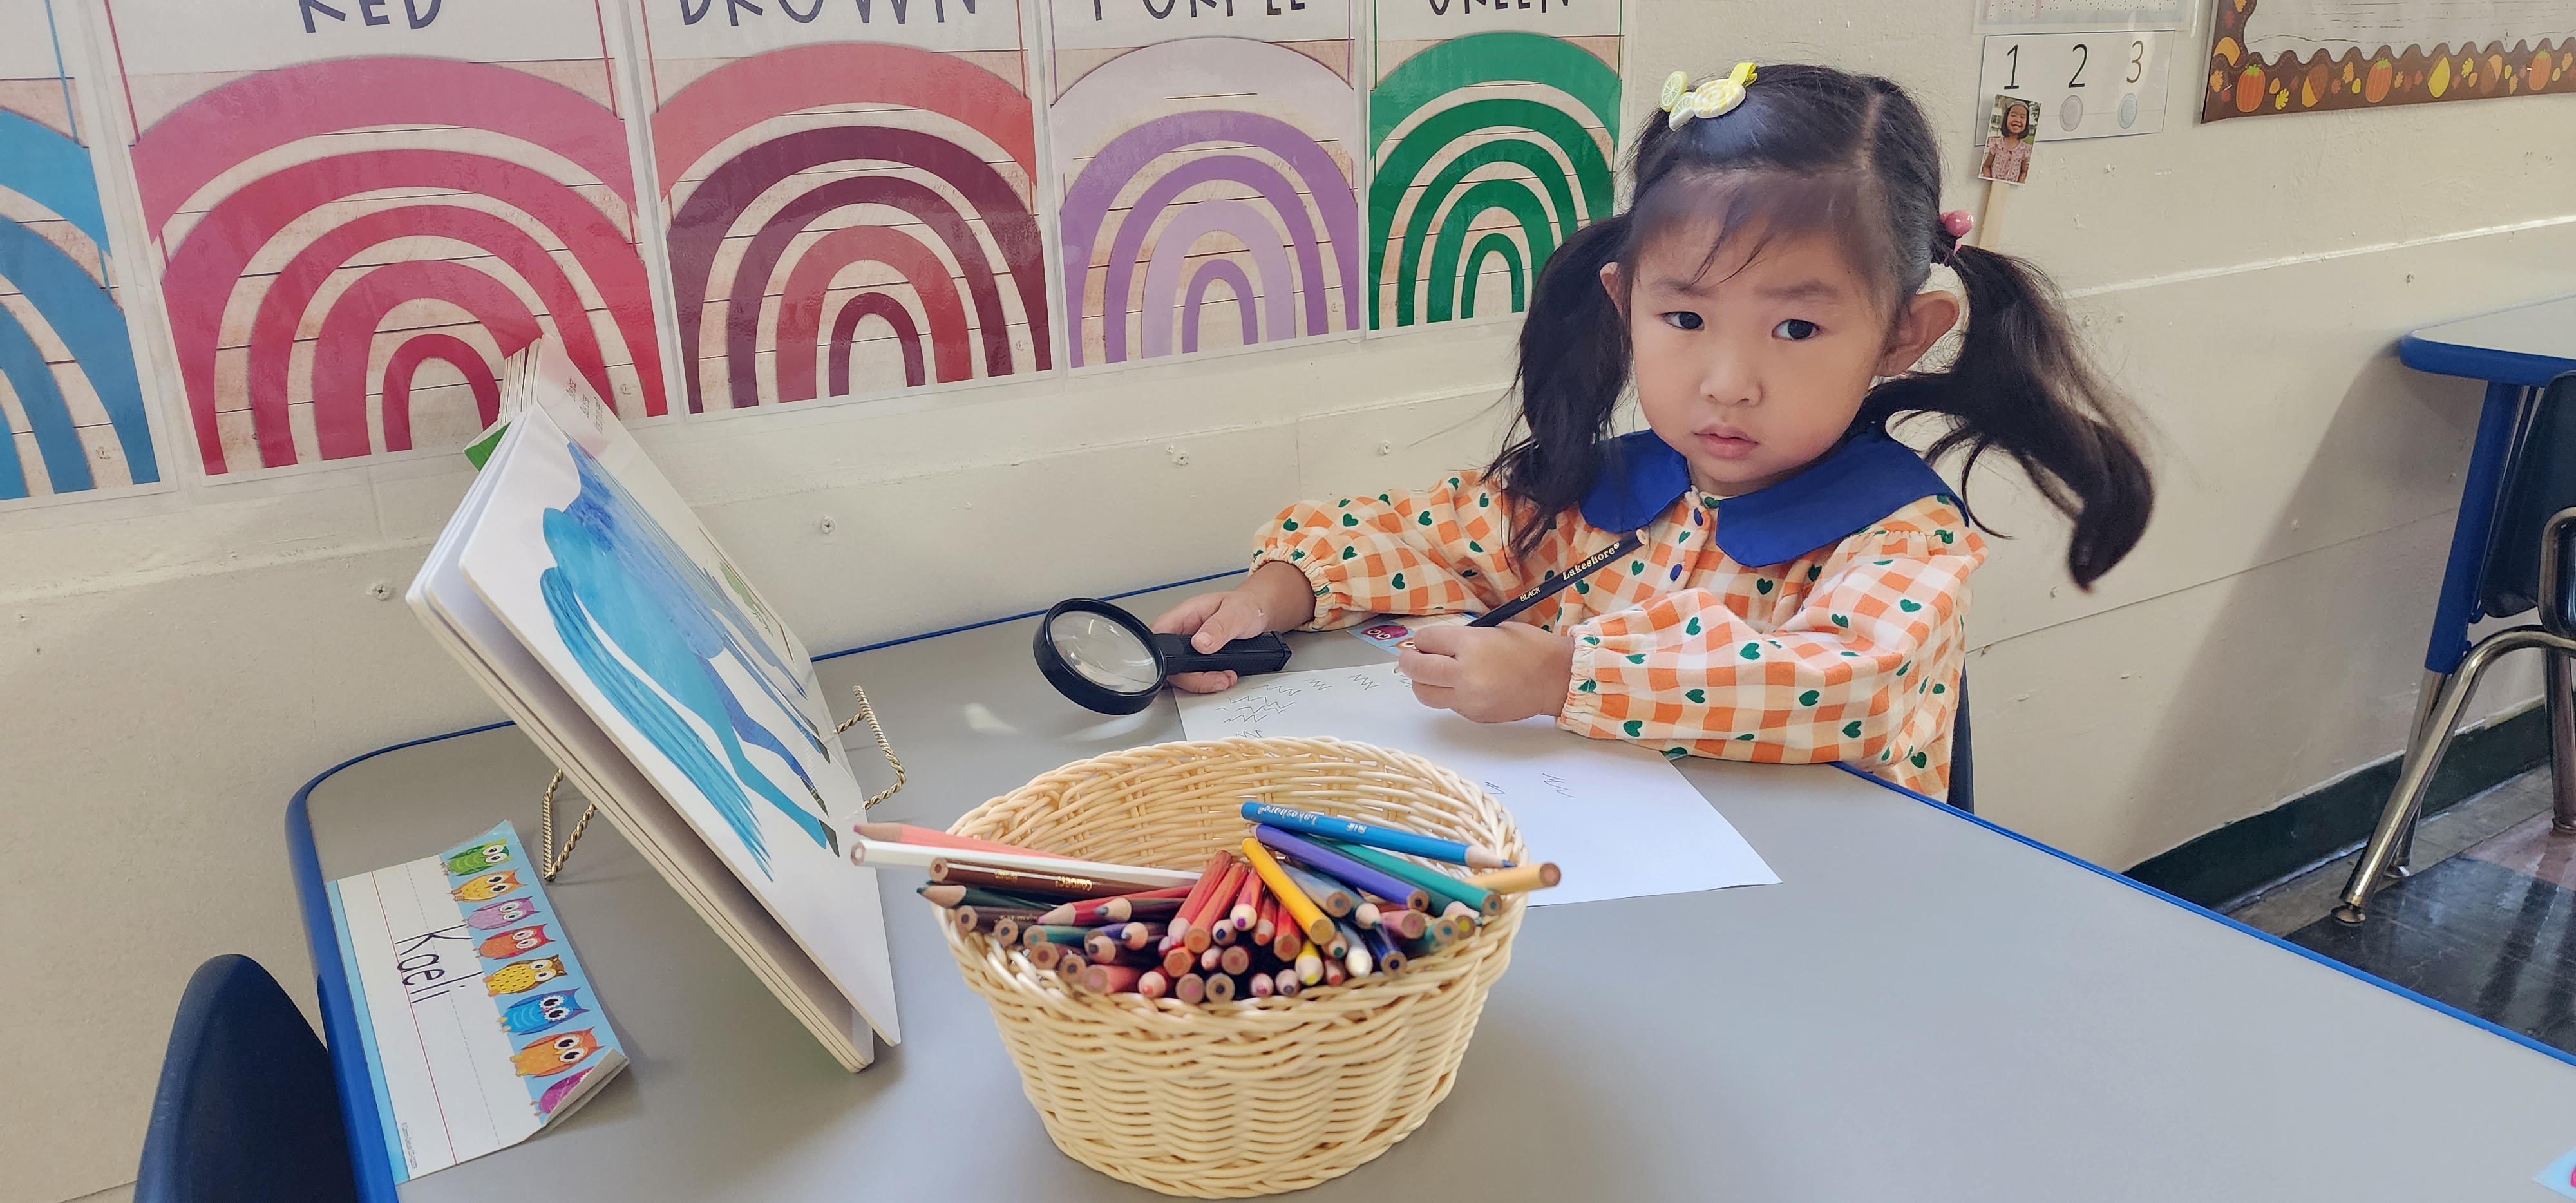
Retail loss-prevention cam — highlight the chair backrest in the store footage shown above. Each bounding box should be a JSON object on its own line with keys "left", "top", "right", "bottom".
{"left": 1949, "top": 672, "right": 1974, "bottom": 815}
{"left": 137, "top": 956, "right": 359, "bottom": 1203}
{"left": 2477, "top": 372, "right": 2576, "bottom": 628}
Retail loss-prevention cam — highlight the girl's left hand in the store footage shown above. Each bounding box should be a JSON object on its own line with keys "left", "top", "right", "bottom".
{"left": 1397, "top": 623, "right": 1577, "bottom": 723}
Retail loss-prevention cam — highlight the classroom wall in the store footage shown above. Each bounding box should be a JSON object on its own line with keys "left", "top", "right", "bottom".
{"left": 5, "top": 3, "right": 2571, "bottom": 1200}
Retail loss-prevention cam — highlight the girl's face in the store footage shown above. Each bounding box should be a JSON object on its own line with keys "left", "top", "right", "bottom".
{"left": 1604, "top": 223, "right": 1960, "bottom": 496}
{"left": 2004, "top": 105, "right": 2029, "bottom": 137}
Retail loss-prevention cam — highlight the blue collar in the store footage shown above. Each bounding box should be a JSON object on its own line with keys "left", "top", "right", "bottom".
{"left": 1577, "top": 427, "right": 1960, "bottom": 567}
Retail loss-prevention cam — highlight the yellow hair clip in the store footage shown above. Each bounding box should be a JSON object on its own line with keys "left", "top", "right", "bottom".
{"left": 1667, "top": 62, "right": 1759, "bottom": 130}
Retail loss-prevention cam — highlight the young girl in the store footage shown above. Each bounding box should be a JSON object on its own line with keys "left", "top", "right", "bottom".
{"left": 1153, "top": 63, "right": 2152, "bottom": 799}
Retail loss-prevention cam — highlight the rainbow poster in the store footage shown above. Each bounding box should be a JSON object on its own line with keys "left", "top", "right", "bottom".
{"left": 98, "top": 0, "right": 667, "bottom": 479}
{"left": 639, "top": 1, "right": 1049, "bottom": 411}
{"left": 0, "top": 0, "right": 162, "bottom": 503}
{"left": 1368, "top": 2, "right": 1620, "bottom": 332}
{"left": 1046, "top": 0, "right": 1362, "bottom": 368}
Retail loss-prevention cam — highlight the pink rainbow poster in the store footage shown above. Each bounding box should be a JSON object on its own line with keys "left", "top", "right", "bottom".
{"left": 638, "top": 0, "right": 1049, "bottom": 411}
{"left": 98, "top": 0, "right": 667, "bottom": 478}
{"left": 1046, "top": 0, "right": 1362, "bottom": 368}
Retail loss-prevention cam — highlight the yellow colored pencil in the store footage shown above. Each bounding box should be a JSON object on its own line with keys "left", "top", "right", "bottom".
{"left": 1242, "top": 837, "right": 1336, "bottom": 945}
{"left": 1467, "top": 863, "right": 1562, "bottom": 893}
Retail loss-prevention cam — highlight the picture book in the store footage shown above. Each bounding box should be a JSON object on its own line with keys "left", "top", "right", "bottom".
{"left": 327, "top": 822, "right": 626, "bottom": 1182}
{"left": 408, "top": 339, "right": 897, "bottom": 1072}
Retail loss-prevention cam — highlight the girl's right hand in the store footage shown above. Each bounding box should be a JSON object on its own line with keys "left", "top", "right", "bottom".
{"left": 1150, "top": 561, "right": 1313, "bottom": 693}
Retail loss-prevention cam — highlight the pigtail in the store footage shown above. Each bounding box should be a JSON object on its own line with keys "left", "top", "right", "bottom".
{"left": 1864, "top": 240, "right": 2153, "bottom": 588}
{"left": 1485, "top": 211, "right": 1634, "bottom": 564}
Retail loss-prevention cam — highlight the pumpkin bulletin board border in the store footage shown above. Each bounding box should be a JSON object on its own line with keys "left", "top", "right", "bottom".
{"left": 2203, "top": 0, "right": 2576, "bottom": 121}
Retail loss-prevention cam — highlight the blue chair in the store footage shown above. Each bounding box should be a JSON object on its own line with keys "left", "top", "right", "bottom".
{"left": 138, "top": 955, "right": 359, "bottom": 1203}
{"left": 2338, "top": 372, "right": 2576, "bottom": 922}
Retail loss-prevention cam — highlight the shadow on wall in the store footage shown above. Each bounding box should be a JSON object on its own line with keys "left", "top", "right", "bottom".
{"left": 2108, "top": 349, "right": 2518, "bottom": 864}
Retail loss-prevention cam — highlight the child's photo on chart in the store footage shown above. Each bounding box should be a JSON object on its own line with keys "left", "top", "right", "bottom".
{"left": 1980, "top": 93, "right": 2037, "bottom": 184}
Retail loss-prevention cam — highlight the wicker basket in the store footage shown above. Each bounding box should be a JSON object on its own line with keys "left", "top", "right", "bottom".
{"left": 942, "top": 737, "right": 1526, "bottom": 1198}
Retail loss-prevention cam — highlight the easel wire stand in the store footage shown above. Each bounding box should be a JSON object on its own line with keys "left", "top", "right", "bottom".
{"left": 537, "top": 685, "right": 907, "bottom": 881}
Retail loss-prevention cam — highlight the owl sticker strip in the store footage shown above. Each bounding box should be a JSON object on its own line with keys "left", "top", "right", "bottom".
{"left": 327, "top": 819, "right": 626, "bottom": 1178}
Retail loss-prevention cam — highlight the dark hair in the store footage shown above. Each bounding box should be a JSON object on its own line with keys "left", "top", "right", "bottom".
{"left": 1485, "top": 64, "right": 2153, "bottom": 588}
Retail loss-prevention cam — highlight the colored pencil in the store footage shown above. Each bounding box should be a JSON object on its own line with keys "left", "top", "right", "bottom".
{"left": 1256, "top": 826, "right": 1432, "bottom": 913}
{"left": 1352, "top": 900, "right": 1383, "bottom": 929}
{"left": 855, "top": 822, "right": 1081, "bottom": 862}
{"left": 1037, "top": 887, "right": 1193, "bottom": 927}
{"left": 1167, "top": 851, "right": 1235, "bottom": 947}
{"left": 1162, "top": 944, "right": 1196, "bottom": 978}
{"left": 955, "top": 904, "right": 1047, "bottom": 935}
{"left": 1273, "top": 858, "right": 1356, "bottom": 918}
{"left": 1139, "top": 970, "right": 1170, "bottom": 999}
{"left": 1240, "top": 838, "right": 1337, "bottom": 945}
{"left": 1441, "top": 899, "right": 1486, "bottom": 925}
{"left": 1103, "top": 921, "right": 1164, "bottom": 950}
{"left": 1019, "top": 924, "right": 1092, "bottom": 949}
{"left": 1273, "top": 924, "right": 1303, "bottom": 962}
{"left": 1205, "top": 972, "right": 1236, "bottom": 1003}
{"left": 1322, "top": 925, "right": 1350, "bottom": 960}
{"left": 1229, "top": 868, "right": 1265, "bottom": 931}
{"left": 1378, "top": 909, "right": 1429, "bottom": 940}
{"left": 1321, "top": 956, "right": 1347, "bottom": 987}
{"left": 1249, "top": 969, "right": 1276, "bottom": 998}
{"left": 1295, "top": 948, "right": 1323, "bottom": 985}
{"left": 855, "top": 838, "right": 1198, "bottom": 885}
{"left": 1084, "top": 931, "right": 1124, "bottom": 962}
{"left": 1364, "top": 922, "right": 1407, "bottom": 974}
{"left": 1184, "top": 861, "right": 1247, "bottom": 953}
{"left": 1058, "top": 952, "right": 1088, "bottom": 978}
{"left": 1336, "top": 920, "right": 1372, "bottom": 978}
{"left": 918, "top": 884, "right": 1057, "bottom": 911}
{"left": 1218, "top": 944, "right": 1253, "bottom": 976}
{"left": 1252, "top": 895, "right": 1278, "bottom": 946}
{"left": 1210, "top": 918, "right": 1238, "bottom": 948}
{"left": 1025, "top": 942, "right": 1062, "bottom": 971}
{"left": 1466, "top": 862, "right": 1562, "bottom": 893}
{"left": 1312, "top": 838, "right": 1499, "bottom": 916}
{"left": 1081, "top": 963, "right": 1144, "bottom": 995}
{"left": 931, "top": 860, "right": 1180, "bottom": 901}
{"left": 1175, "top": 972, "right": 1207, "bottom": 1005}
{"left": 1083, "top": 943, "right": 1151, "bottom": 968}
{"left": 1273, "top": 967, "right": 1302, "bottom": 998}
{"left": 1238, "top": 802, "right": 1511, "bottom": 869}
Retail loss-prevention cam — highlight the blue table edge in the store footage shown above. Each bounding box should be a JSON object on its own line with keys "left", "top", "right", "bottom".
{"left": 283, "top": 569, "right": 2576, "bottom": 1199}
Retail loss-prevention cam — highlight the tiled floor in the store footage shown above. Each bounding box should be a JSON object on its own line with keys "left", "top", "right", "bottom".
{"left": 2226, "top": 767, "right": 2576, "bottom": 1054}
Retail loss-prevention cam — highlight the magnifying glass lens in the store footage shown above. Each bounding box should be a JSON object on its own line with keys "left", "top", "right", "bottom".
{"left": 1047, "top": 610, "right": 1160, "bottom": 693}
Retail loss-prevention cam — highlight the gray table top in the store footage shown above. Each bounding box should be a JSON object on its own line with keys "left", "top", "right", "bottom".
{"left": 2410, "top": 294, "right": 2576, "bottom": 361}
{"left": 301, "top": 585, "right": 2576, "bottom": 1201}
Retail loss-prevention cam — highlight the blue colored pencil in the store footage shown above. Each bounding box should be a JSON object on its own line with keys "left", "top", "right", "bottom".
{"left": 1238, "top": 802, "right": 1512, "bottom": 869}
{"left": 1253, "top": 826, "right": 1431, "bottom": 913}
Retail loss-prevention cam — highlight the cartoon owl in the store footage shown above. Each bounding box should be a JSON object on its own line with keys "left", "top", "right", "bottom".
{"left": 466, "top": 898, "right": 537, "bottom": 931}
{"left": 536, "top": 1068, "right": 591, "bottom": 1115}
{"left": 485, "top": 955, "right": 566, "bottom": 995}
{"left": 479, "top": 925, "right": 554, "bottom": 960}
{"left": 445, "top": 840, "right": 512, "bottom": 876}
{"left": 500, "top": 989, "right": 588, "bottom": 1036}
{"left": 509, "top": 1029, "right": 601, "bottom": 1077}
{"left": 451, "top": 871, "right": 522, "bottom": 902}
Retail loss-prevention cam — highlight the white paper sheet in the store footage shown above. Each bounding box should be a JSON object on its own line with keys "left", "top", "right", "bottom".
{"left": 1175, "top": 663, "right": 1779, "bottom": 905}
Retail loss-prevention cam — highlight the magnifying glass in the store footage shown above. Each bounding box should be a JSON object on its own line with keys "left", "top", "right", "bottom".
{"left": 1034, "top": 598, "right": 1293, "bottom": 715}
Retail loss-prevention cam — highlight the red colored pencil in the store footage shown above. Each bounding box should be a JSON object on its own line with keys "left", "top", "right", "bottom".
{"left": 1139, "top": 970, "right": 1170, "bottom": 999}
{"left": 1162, "top": 944, "right": 1196, "bottom": 978}
{"left": 1185, "top": 861, "right": 1246, "bottom": 953}
{"left": 1218, "top": 944, "right": 1252, "bottom": 976}
{"left": 1166, "top": 851, "right": 1235, "bottom": 947}
{"left": 1037, "top": 886, "right": 1196, "bottom": 927}
{"left": 1253, "top": 895, "right": 1278, "bottom": 947}
{"left": 1081, "top": 963, "right": 1144, "bottom": 994}
{"left": 1229, "top": 868, "right": 1264, "bottom": 930}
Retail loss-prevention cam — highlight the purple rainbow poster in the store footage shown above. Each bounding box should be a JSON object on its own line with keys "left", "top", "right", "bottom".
{"left": 1046, "top": 0, "right": 1362, "bottom": 368}
{"left": 638, "top": 0, "right": 1050, "bottom": 411}
{"left": 98, "top": 0, "right": 666, "bottom": 478}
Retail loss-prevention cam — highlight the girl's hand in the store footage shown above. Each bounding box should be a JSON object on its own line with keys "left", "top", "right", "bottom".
{"left": 1150, "top": 561, "right": 1315, "bottom": 693}
{"left": 1397, "top": 623, "right": 1577, "bottom": 723}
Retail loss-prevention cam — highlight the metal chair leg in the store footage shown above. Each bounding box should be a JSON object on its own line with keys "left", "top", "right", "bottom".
{"left": 2551, "top": 652, "right": 2576, "bottom": 835}
{"left": 2338, "top": 629, "right": 2576, "bottom": 924}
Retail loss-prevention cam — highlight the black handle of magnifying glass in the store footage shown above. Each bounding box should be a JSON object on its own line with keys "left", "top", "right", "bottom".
{"left": 1155, "top": 631, "right": 1293, "bottom": 676}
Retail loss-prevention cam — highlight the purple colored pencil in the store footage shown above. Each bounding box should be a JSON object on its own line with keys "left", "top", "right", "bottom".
{"left": 1254, "top": 825, "right": 1432, "bottom": 913}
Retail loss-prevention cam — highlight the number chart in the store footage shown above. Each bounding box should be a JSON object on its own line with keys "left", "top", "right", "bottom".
{"left": 1976, "top": 29, "right": 2175, "bottom": 142}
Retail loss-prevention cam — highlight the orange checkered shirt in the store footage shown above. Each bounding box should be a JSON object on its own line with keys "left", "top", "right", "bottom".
{"left": 1251, "top": 466, "right": 1985, "bottom": 799}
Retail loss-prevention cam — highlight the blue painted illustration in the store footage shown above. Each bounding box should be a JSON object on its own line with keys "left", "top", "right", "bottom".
{"left": 499, "top": 989, "right": 589, "bottom": 1036}
{"left": 1, "top": 10, "right": 158, "bottom": 502}
{"left": 537, "top": 439, "right": 835, "bottom": 876}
